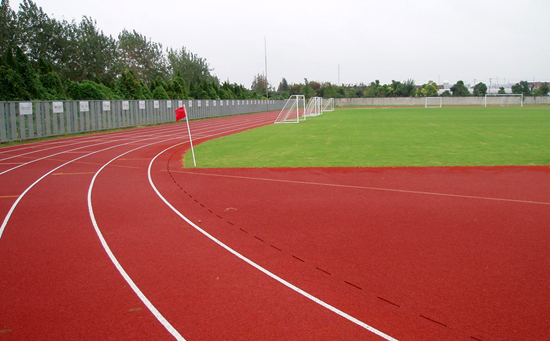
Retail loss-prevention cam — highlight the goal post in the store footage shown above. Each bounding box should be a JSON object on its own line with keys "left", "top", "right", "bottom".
{"left": 274, "top": 95, "right": 306, "bottom": 124}
{"left": 322, "top": 98, "right": 335, "bottom": 112}
{"left": 484, "top": 94, "right": 523, "bottom": 107}
{"left": 304, "top": 97, "right": 322, "bottom": 118}
{"left": 425, "top": 97, "right": 442, "bottom": 108}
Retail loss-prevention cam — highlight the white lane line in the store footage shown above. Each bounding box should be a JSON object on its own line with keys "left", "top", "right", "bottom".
{"left": 148, "top": 144, "right": 399, "bottom": 341}
{"left": 88, "top": 142, "right": 186, "bottom": 341}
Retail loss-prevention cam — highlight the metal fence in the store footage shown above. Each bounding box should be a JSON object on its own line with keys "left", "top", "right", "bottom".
{"left": 0, "top": 99, "right": 285, "bottom": 143}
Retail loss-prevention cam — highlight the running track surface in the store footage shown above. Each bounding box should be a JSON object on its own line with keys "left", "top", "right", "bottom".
{"left": 0, "top": 111, "right": 548, "bottom": 340}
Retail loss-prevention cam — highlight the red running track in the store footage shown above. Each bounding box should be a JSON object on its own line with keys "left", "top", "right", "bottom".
{"left": 0, "top": 111, "right": 548, "bottom": 340}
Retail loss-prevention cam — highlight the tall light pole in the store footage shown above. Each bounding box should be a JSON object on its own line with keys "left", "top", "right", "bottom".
{"left": 264, "top": 37, "right": 269, "bottom": 111}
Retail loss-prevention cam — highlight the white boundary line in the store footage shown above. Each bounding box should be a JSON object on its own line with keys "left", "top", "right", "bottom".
{"left": 87, "top": 141, "right": 186, "bottom": 341}
{"left": 148, "top": 144, "right": 399, "bottom": 341}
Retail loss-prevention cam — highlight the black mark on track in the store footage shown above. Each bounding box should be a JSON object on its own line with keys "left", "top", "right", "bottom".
{"left": 420, "top": 315, "right": 447, "bottom": 327}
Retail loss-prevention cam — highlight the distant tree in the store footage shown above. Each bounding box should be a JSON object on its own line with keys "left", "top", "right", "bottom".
{"left": 450, "top": 80, "right": 470, "bottom": 96}
{"left": 117, "top": 29, "right": 167, "bottom": 85}
{"left": 441, "top": 90, "right": 452, "bottom": 97}
{"left": 167, "top": 46, "right": 213, "bottom": 86}
{"left": 301, "top": 78, "right": 316, "bottom": 99}
{"left": 38, "top": 57, "right": 65, "bottom": 99}
{"left": 251, "top": 73, "right": 268, "bottom": 95}
{"left": 15, "top": 46, "right": 44, "bottom": 99}
{"left": 420, "top": 80, "right": 439, "bottom": 97}
{"left": 534, "top": 82, "right": 549, "bottom": 96}
{"left": 0, "top": 0, "right": 18, "bottom": 56}
{"left": 498, "top": 87, "right": 506, "bottom": 94}
{"left": 117, "top": 69, "right": 149, "bottom": 99}
{"left": 322, "top": 82, "right": 339, "bottom": 98}
{"left": 397, "top": 79, "right": 416, "bottom": 97}
{"left": 512, "top": 81, "right": 532, "bottom": 96}
{"left": 277, "top": 78, "right": 289, "bottom": 92}
{"left": 67, "top": 80, "right": 117, "bottom": 100}
{"left": 0, "top": 46, "right": 29, "bottom": 100}
{"left": 473, "top": 82, "right": 487, "bottom": 96}
{"left": 152, "top": 85, "right": 169, "bottom": 99}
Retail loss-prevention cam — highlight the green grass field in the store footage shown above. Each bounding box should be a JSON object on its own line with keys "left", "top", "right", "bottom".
{"left": 185, "top": 106, "right": 550, "bottom": 168}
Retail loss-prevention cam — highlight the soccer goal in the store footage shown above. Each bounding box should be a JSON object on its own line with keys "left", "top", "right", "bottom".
{"left": 484, "top": 94, "right": 523, "bottom": 107}
{"left": 425, "top": 97, "right": 442, "bottom": 108}
{"left": 304, "top": 97, "right": 322, "bottom": 118}
{"left": 322, "top": 98, "right": 335, "bottom": 112}
{"left": 275, "top": 95, "right": 306, "bottom": 124}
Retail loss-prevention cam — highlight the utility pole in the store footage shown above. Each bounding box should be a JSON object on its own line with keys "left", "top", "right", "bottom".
{"left": 264, "top": 36, "right": 269, "bottom": 111}
{"left": 489, "top": 78, "right": 492, "bottom": 94}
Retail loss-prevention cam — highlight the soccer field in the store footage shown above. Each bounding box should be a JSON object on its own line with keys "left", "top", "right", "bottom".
{"left": 186, "top": 106, "right": 550, "bottom": 168}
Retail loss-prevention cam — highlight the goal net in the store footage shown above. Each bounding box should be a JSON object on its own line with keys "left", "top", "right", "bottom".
{"left": 275, "top": 95, "right": 306, "bottom": 124}
{"left": 304, "top": 97, "right": 322, "bottom": 118}
{"left": 322, "top": 98, "right": 335, "bottom": 112}
{"left": 484, "top": 94, "right": 523, "bottom": 107}
{"left": 425, "top": 97, "right": 442, "bottom": 108}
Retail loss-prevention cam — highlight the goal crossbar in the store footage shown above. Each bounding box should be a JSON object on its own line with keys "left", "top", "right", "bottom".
{"left": 425, "top": 97, "right": 442, "bottom": 108}
{"left": 484, "top": 94, "right": 523, "bottom": 107}
{"left": 275, "top": 95, "right": 306, "bottom": 123}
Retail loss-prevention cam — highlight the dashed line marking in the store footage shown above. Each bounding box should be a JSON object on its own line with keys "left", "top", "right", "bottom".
{"left": 316, "top": 267, "right": 331, "bottom": 275}
{"left": 292, "top": 255, "right": 305, "bottom": 262}
{"left": 420, "top": 315, "right": 447, "bottom": 327}
{"left": 377, "top": 297, "right": 400, "bottom": 308}
{"left": 344, "top": 281, "right": 363, "bottom": 290}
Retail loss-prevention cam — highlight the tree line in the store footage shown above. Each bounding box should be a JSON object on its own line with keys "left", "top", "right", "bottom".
{"left": 0, "top": 0, "right": 252, "bottom": 102}
{"left": 1, "top": 0, "right": 547, "bottom": 102}
{"left": 257, "top": 77, "right": 548, "bottom": 101}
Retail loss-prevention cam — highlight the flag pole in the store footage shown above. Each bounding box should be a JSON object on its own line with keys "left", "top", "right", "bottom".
{"left": 184, "top": 105, "right": 196, "bottom": 167}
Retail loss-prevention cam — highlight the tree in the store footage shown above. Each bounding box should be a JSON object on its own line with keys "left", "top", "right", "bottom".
{"left": 0, "top": 0, "right": 18, "bottom": 57}
{"left": 420, "top": 80, "right": 439, "bottom": 97}
{"left": 69, "top": 17, "right": 118, "bottom": 83}
{"left": 301, "top": 78, "right": 316, "bottom": 100}
{"left": 397, "top": 79, "right": 416, "bottom": 97}
{"left": 251, "top": 73, "right": 268, "bottom": 95}
{"left": 512, "top": 81, "right": 532, "bottom": 96}
{"left": 534, "top": 82, "right": 549, "bottom": 96}
{"left": 167, "top": 47, "right": 213, "bottom": 86}
{"left": 450, "top": 80, "right": 470, "bottom": 96}
{"left": 498, "top": 87, "right": 506, "bottom": 94}
{"left": 277, "top": 78, "right": 289, "bottom": 93}
{"left": 473, "top": 82, "right": 487, "bottom": 96}
{"left": 117, "top": 29, "right": 167, "bottom": 85}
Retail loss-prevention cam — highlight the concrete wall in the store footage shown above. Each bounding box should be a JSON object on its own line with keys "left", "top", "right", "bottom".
{"left": 335, "top": 96, "right": 550, "bottom": 107}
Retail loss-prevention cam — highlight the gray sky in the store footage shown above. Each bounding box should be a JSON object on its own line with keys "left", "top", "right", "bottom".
{"left": 14, "top": 0, "right": 550, "bottom": 89}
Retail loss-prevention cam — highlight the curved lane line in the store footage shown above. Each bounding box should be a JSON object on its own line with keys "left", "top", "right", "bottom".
{"left": 148, "top": 144, "right": 399, "bottom": 341}
{"left": 87, "top": 142, "right": 187, "bottom": 341}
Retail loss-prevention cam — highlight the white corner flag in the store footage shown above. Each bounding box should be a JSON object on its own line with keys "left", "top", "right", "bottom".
{"left": 175, "top": 105, "right": 196, "bottom": 167}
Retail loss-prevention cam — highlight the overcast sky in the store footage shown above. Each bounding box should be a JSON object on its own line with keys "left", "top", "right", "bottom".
{"left": 13, "top": 0, "right": 550, "bottom": 89}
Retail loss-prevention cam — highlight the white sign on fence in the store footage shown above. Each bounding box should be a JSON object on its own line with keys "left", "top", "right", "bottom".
{"left": 178, "top": 100, "right": 183, "bottom": 108}
{"left": 167, "top": 101, "right": 172, "bottom": 109}
{"left": 188, "top": 100, "right": 192, "bottom": 107}
{"left": 52, "top": 102, "right": 64, "bottom": 113}
{"left": 79, "top": 101, "right": 89, "bottom": 112}
{"left": 19, "top": 102, "right": 32, "bottom": 115}
{"left": 139, "top": 101, "right": 146, "bottom": 110}
{"left": 154, "top": 100, "right": 159, "bottom": 109}
{"left": 102, "top": 101, "right": 111, "bottom": 111}
{"left": 122, "top": 101, "right": 130, "bottom": 110}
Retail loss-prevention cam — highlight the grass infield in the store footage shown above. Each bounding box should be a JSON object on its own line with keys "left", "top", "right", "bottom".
{"left": 185, "top": 106, "right": 550, "bottom": 168}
